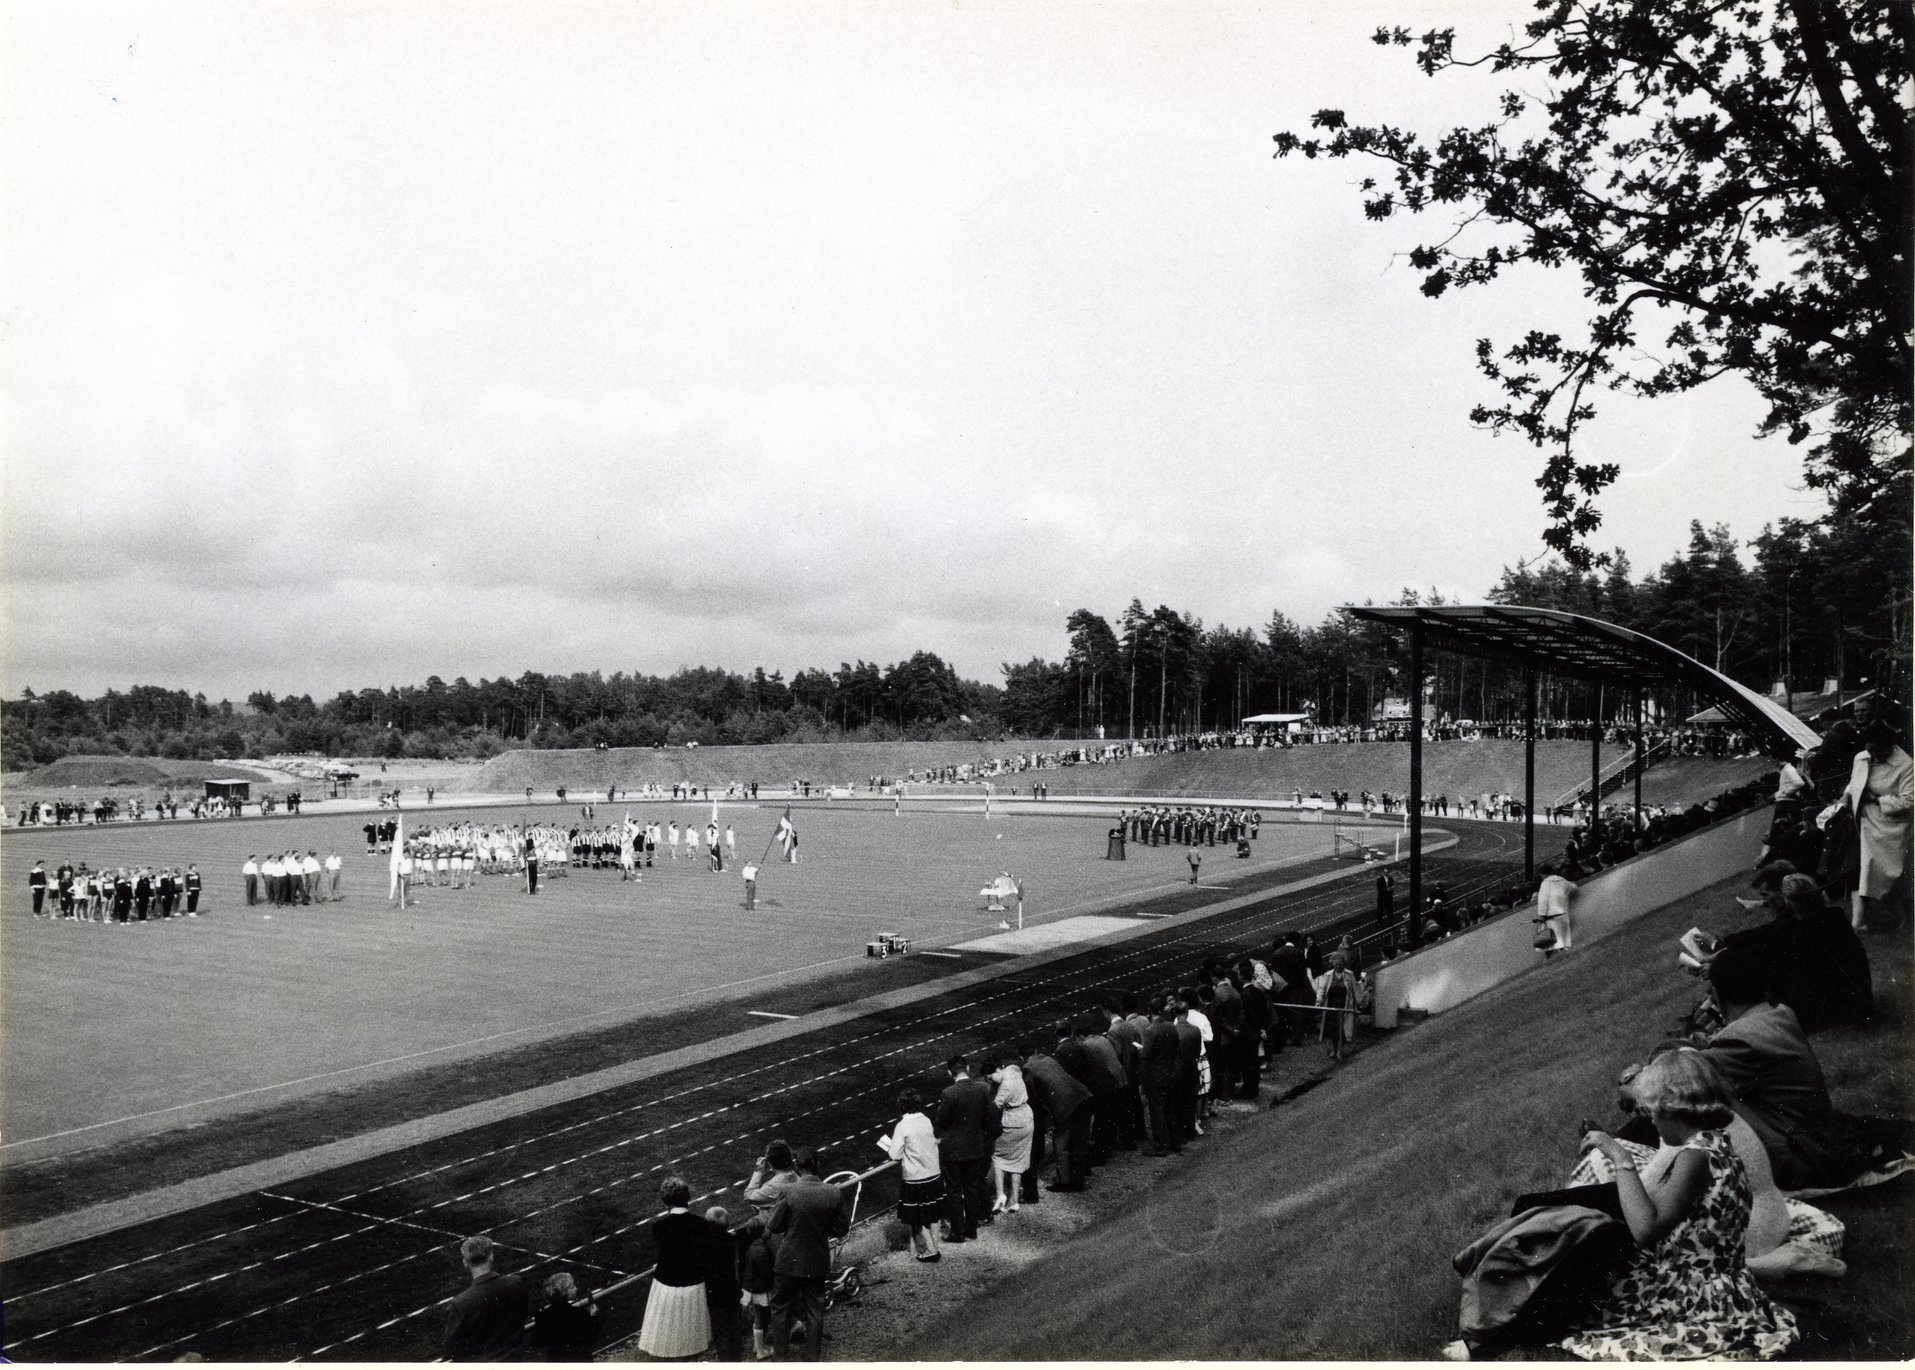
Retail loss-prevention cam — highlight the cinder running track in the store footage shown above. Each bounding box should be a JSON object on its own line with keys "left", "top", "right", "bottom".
{"left": 0, "top": 823, "right": 1547, "bottom": 1361}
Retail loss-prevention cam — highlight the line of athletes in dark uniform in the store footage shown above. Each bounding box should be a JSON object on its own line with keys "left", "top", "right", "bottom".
{"left": 1116, "top": 805, "right": 1262, "bottom": 847}
{"left": 27, "top": 858, "right": 203, "bottom": 922}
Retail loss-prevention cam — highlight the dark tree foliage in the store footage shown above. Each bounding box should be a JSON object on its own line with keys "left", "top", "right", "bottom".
{"left": 1274, "top": 0, "right": 1912, "bottom": 566}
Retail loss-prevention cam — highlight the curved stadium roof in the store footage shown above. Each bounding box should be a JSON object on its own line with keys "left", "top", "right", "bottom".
{"left": 1341, "top": 604, "right": 1819, "bottom": 760}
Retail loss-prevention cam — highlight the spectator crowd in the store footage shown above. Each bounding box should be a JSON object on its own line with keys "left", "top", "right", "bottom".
{"left": 1441, "top": 698, "right": 1909, "bottom": 1360}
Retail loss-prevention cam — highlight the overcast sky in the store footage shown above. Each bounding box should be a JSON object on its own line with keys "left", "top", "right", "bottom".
{"left": 3, "top": 1, "right": 1827, "bottom": 702}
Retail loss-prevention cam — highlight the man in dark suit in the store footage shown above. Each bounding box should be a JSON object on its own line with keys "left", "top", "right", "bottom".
{"left": 1269, "top": 935, "right": 1310, "bottom": 1047}
{"left": 1171, "top": 997, "right": 1205, "bottom": 1144}
{"left": 1235, "top": 961, "right": 1273, "bottom": 1097}
{"left": 1076, "top": 1018, "right": 1133, "bottom": 1154}
{"left": 1050, "top": 1023, "right": 1108, "bottom": 1166}
{"left": 1104, "top": 1000, "right": 1145, "bottom": 1147}
{"left": 767, "top": 1149, "right": 850, "bottom": 1361}
{"left": 931, "top": 1055, "right": 996, "bottom": 1241}
{"left": 1020, "top": 1040, "right": 1092, "bottom": 1190}
{"left": 1208, "top": 968, "right": 1247, "bottom": 1099}
{"left": 442, "top": 1235, "right": 528, "bottom": 1361}
{"left": 1139, "top": 1002, "right": 1184, "bottom": 1155}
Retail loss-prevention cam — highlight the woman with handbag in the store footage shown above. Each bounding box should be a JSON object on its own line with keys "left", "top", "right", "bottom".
{"left": 1818, "top": 700, "right": 1911, "bottom": 931}
{"left": 987, "top": 1056, "right": 1034, "bottom": 1215}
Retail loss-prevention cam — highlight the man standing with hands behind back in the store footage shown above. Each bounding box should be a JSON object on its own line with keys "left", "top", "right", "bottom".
{"left": 931, "top": 1055, "right": 997, "bottom": 1243}
{"left": 766, "top": 1149, "right": 849, "bottom": 1362}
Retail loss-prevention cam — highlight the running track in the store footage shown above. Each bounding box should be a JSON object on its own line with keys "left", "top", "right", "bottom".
{"left": 0, "top": 824, "right": 1551, "bottom": 1361}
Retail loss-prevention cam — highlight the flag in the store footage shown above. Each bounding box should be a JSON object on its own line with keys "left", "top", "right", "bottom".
{"left": 388, "top": 813, "right": 404, "bottom": 899}
{"left": 776, "top": 807, "right": 798, "bottom": 861}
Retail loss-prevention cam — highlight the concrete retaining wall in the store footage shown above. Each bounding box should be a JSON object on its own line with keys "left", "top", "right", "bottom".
{"left": 1370, "top": 804, "right": 1771, "bottom": 1028}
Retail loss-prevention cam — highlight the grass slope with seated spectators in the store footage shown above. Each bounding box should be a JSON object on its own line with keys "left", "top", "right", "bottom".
{"left": 451, "top": 739, "right": 1090, "bottom": 794}
{"left": 993, "top": 739, "right": 1640, "bottom": 803}
{"left": 921, "top": 874, "right": 1913, "bottom": 1361}
{"left": 458, "top": 739, "right": 1768, "bottom": 813}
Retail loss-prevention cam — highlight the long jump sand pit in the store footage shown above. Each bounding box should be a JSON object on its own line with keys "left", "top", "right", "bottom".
{"left": 0, "top": 800, "right": 1373, "bottom": 1152}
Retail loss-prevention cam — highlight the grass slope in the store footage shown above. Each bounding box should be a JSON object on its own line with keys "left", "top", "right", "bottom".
{"left": 461, "top": 739, "right": 1767, "bottom": 812}
{"left": 454, "top": 740, "right": 1096, "bottom": 794}
{"left": 20, "top": 755, "right": 269, "bottom": 789}
{"left": 919, "top": 876, "right": 1914, "bottom": 1361}
{"left": 986, "top": 740, "right": 1636, "bottom": 803}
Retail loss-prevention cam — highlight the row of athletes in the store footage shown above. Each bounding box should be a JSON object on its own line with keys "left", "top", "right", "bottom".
{"left": 388, "top": 818, "right": 748, "bottom": 902}
{"left": 1117, "top": 806, "right": 1262, "bottom": 847}
{"left": 241, "top": 850, "right": 345, "bottom": 904}
{"left": 373, "top": 819, "right": 742, "bottom": 869}
{"left": 27, "top": 859, "right": 204, "bottom": 921}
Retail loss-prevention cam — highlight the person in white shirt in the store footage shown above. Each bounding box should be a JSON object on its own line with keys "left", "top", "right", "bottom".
{"left": 876, "top": 1088, "right": 943, "bottom": 1261}
{"left": 242, "top": 855, "right": 261, "bottom": 905}
{"left": 324, "top": 849, "right": 343, "bottom": 901}
{"left": 667, "top": 822, "right": 679, "bottom": 860}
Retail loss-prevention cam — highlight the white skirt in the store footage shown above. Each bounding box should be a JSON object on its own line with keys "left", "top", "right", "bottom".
{"left": 637, "top": 1278, "right": 711, "bottom": 1358}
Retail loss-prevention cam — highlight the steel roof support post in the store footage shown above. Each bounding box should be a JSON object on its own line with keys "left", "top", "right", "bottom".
{"left": 1408, "top": 623, "right": 1424, "bottom": 949}
{"left": 1524, "top": 665, "right": 1536, "bottom": 883}
{"left": 1591, "top": 681, "right": 1604, "bottom": 831}
{"left": 1633, "top": 688, "right": 1645, "bottom": 834}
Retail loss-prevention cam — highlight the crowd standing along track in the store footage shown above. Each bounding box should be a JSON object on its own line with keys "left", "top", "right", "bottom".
{"left": 0, "top": 821, "right": 1547, "bottom": 1362}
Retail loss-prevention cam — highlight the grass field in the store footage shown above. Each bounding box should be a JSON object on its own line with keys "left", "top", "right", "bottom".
{"left": 919, "top": 872, "right": 1915, "bottom": 1361}
{"left": 0, "top": 799, "right": 1369, "bottom": 1151}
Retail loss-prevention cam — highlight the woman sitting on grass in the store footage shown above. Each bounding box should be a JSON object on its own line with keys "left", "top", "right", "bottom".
{"left": 1557, "top": 1050, "right": 1798, "bottom": 1360}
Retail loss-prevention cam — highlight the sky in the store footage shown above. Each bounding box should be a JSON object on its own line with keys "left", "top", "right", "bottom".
{"left": 2, "top": 0, "right": 1829, "bottom": 703}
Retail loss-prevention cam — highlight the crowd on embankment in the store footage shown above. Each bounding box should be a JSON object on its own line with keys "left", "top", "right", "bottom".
{"left": 1437, "top": 696, "right": 1911, "bottom": 1360}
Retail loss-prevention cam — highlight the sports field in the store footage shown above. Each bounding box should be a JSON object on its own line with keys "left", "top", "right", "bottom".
{"left": 0, "top": 799, "right": 1375, "bottom": 1152}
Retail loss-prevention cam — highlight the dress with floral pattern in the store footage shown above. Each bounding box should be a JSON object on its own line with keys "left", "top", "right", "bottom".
{"left": 1560, "top": 1130, "right": 1798, "bottom": 1361}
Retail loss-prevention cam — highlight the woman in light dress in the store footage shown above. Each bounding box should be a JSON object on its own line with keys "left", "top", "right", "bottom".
{"left": 988, "top": 1056, "right": 1035, "bottom": 1214}
{"left": 1822, "top": 701, "right": 1911, "bottom": 930}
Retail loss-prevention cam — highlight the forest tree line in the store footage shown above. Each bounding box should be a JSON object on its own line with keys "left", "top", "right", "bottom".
{"left": 4, "top": 514, "right": 1905, "bottom": 770}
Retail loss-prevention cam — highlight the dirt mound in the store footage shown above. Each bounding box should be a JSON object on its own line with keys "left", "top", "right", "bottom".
{"left": 455, "top": 741, "right": 1083, "bottom": 795}
{"left": 24, "top": 755, "right": 268, "bottom": 790}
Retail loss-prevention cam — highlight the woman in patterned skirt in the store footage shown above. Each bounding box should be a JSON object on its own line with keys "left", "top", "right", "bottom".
{"left": 1558, "top": 1051, "right": 1797, "bottom": 1360}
